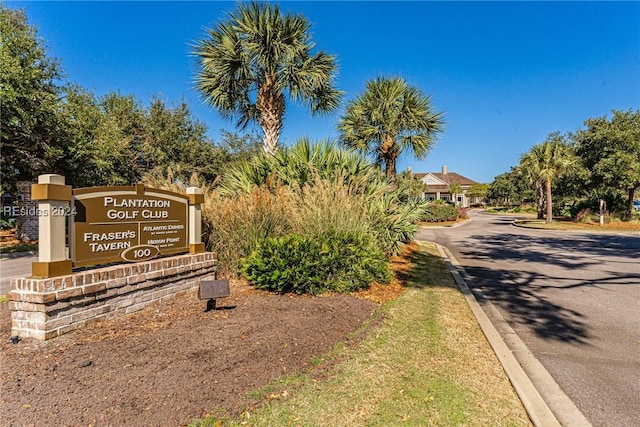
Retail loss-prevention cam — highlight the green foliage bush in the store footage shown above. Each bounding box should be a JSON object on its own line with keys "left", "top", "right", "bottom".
{"left": 219, "top": 138, "right": 380, "bottom": 196}
{"left": 151, "top": 139, "right": 426, "bottom": 279}
{"left": 219, "top": 138, "right": 424, "bottom": 257}
{"left": 0, "top": 214, "right": 16, "bottom": 230}
{"left": 241, "top": 231, "right": 391, "bottom": 295}
{"left": 367, "top": 196, "right": 424, "bottom": 255}
{"left": 421, "top": 204, "right": 459, "bottom": 222}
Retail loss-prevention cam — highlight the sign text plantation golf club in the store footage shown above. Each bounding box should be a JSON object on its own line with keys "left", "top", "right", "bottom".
{"left": 11, "top": 174, "right": 211, "bottom": 340}
{"left": 72, "top": 183, "right": 189, "bottom": 267}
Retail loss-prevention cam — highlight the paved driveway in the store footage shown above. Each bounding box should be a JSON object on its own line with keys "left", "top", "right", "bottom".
{"left": 417, "top": 212, "right": 640, "bottom": 427}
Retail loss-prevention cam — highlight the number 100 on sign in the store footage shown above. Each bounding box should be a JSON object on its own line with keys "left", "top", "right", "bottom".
{"left": 121, "top": 245, "right": 160, "bottom": 262}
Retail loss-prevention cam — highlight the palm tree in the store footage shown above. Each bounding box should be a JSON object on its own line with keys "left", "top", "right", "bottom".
{"left": 194, "top": 1, "right": 342, "bottom": 155}
{"left": 449, "top": 183, "right": 463, "bottom": 206}
{"left": 337, "top": 76, "right": 444, "bottom": 179}
{"left": 518, "top": 157, "right": 545, "bottom": 219}
{"left": 520, "top": 134, "right": 576, "bottom": 223}
{"left": 467, "top": 183, "right": 489, "bottom": 207}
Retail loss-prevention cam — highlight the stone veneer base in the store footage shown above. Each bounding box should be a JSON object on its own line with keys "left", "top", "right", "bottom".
{"left": 9, "top": 252, "right": 217, "bottom": 340}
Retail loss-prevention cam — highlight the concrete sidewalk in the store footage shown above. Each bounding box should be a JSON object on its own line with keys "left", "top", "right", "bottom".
{"left": 430, "top": 241, "right": 592, "bottom": 427}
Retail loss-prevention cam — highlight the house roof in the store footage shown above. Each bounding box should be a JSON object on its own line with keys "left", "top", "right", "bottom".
{"left": 413, "top": 170, "right": 477, "bottom": 192}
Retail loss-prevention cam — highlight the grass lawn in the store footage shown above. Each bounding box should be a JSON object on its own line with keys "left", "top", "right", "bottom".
{"left": 514, "top": 218, "right": 640, "bottom": 232}
{"left": 191, "top": 242, "right": 531, "bottom": 426}
{"left": 0, "top": 242, "right": 38, "bottom": 254}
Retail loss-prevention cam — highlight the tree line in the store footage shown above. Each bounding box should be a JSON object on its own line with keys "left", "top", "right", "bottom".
{"left": 1, "top": 6, "right": 260, "bottom": 193}
{"left": 488, "top": 109, "right": 640, "bottom": 220}
{"left": 4, "top": 1, "right": 636, "bottom": 227}
{"left": 2, "top": 2, "right": 446, "bottom": 194}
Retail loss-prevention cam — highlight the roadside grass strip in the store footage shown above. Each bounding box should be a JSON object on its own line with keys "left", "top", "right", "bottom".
{"left": 513, "top": 218, "right": 640, "bottom": 232}
{"left": 0, "top": 242, "right": 38, "bottom": 254}
{"left": 192, "top": 242, "right": 531, "bottom": 426}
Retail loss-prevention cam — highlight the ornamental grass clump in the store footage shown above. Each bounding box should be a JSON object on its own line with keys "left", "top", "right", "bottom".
{"left": 287, "top": 174, "right": 373, "bottom": 239}
{"left": 220, "top": 138, "right": 425, "bottom": 254}
{"left": 202, "top": 186, "right": 293, "bottom": 277}
{"left": 150, "top": 139, "right": 427, "bottom": 291}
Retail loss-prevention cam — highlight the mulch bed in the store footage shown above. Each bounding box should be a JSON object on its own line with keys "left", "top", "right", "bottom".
{"left": 0, "top": 280, "right": 379, "bottom": 426}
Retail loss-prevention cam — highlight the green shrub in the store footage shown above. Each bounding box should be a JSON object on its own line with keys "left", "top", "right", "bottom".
{"left": 241, "top": 231, "right": 391, "bottom": 295}
{"left": 219, "top": 138, "right": 380, "bottom": 196}
{"left": 421, "top": 204, "right": 459, "bottom": 222}
{"left": 367, "top": 195, "right": 424, "bottom": 255}
{"left": 220, "top": 139, "right": 425, "bottom": 257}
{"left": 0, "top": 216, "right": 15, "bottom": 229}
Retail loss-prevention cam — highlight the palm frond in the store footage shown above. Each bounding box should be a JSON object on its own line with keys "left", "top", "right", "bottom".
{"left": 337, "top": 76, "right": 444, "bottom": 176}
{"left": 194, "top": 1, "right": 342, "bottom": 154}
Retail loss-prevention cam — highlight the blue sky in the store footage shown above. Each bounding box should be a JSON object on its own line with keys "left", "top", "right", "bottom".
{"left": 9, "top": 1, "right": 640, "bottom": 183}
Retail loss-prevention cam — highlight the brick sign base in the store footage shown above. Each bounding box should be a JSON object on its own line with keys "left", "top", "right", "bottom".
{"left": 9, "top": 252, "right": 216, "bottom": 340}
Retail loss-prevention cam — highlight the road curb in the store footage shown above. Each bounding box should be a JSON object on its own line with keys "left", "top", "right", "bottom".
{"left": 430, "top": 242, "right": 592, "bottom": 427}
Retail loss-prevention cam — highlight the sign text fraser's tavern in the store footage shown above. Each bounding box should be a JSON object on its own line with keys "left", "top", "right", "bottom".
{"left": 72, "top": 184, "right": 190, "bottom": 267}
{"left": 11, "top": 174, "right": 211, "bottom": 340}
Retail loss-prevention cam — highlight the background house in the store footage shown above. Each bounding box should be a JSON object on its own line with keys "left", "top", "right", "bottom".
{"left": 413, "top": 166, "right": 481, "bottom": 207}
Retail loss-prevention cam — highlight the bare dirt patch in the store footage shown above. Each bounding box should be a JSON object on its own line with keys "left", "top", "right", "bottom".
{"left": 0, "top": 280, "right": 377, "bottom": 426}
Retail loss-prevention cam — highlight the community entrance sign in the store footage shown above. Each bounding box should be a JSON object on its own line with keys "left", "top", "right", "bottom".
{"left": 29, "top": 174, "right": 204, "bottom": 278}
{"left": 72, "top": 184, "right": 190, "bottom": 267}
{"left": 11, "top": 175, "right": 213, "bottom": 341}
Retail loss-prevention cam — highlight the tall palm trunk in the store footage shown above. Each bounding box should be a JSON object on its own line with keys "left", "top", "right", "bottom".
{"left": 257, "top": 77, "right": 285, "bottom": 156}
{"left": 385, "top": 156, "right": 397, "bottom": 179}
{"left": 545, "top": 178, "right": 553, "bottom": 224}
{"left": 536, "top": 180, "right": 544, "bottom": 220}
{"left": 380, "top": 134, "right": 398, "bottom": 178}
{"left": 259, "top": 114, "right": 283, "bottom": 156}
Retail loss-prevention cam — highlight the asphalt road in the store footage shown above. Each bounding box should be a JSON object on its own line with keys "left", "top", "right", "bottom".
{"left": 417, "top": 211, "right": 640, "bottom": 427}
{"left": 0, "top": 253, "right": 36, "bottom": 296}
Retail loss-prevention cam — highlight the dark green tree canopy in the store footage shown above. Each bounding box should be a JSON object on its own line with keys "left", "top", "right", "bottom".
{"left": 0, "top": 5, "right": 261, "bottom": 192}
{"left": 488, "top": 169, "right": 528, "bottom": 206}
{"left": 519, "top": 133, "right": 577, "bottom": 223}
{"left": 194, "top": 1, "right": 342, "bottom": 155}
{"left": 575, "top": 109, "right": 640, "bottom": 217}
{"left": 467, "top": 183, "right": 489, "bottom": 200}
{"left": 488, "top": 110, "right": 638, "bottom": 221}
{"left": 0, "top": 6, "right": 65, "bottom": 187}
{"left": 337, "top": 76, "right": 444, "bottom": 179}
